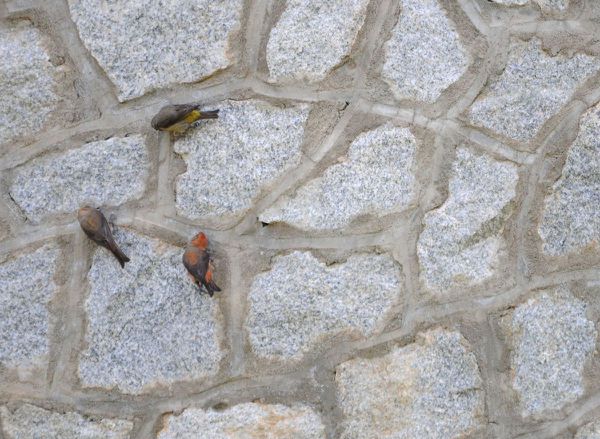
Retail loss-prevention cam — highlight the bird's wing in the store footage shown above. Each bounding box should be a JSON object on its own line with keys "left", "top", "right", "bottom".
{"left": 183, "top": 248, "right": 210, "bottom": 281}
{"left": 153, "top": 104, "right": 198, "bottom": 129}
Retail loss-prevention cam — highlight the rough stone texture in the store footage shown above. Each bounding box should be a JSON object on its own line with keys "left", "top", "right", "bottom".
{"left": 469, "top": 38, "right": 600, "bottom": 142}
{"left": 417, "top": 148, "right": 518, "bottom": 292}
{"left": 9, "top": 136, "right": 148, "bottom": 223}
{"left": 0, "top": 21, "right": 64, "bottom": 145}
{"left": 0, "top": 246, "right": 59, "bottom": 372}
{"left": 157, "top": 403, "right": 326, "bottom": 439}
{"left": 382, "top": 0, "right": 470, "bottom": 103}
{"left": 539, "top": 103, "right": 600, "bottom": 256}
{"left": 246, "top": 251, "right": 402, "bottom": 360}
{"left": 509, "top": 288, "right": 596, "bottom": 416}
{"left": 0, "top": 404, "right": 133, "bottom": 439}
{"left": 266, "top": 0, "right": 369, "bottom": 83}
{"left": 260, "top": 124, "right": 418, "bottom": 230}
{"left": 576, "top": 420, "right": 600, "bottom": 439}
{"left": 78, "top": 228, "right": 225, "bottom": 394}
{"left": 175, "top": 100, "right": 309, "bottom": 222}
{"left": 336, "top": 328, "right": 484, "bottom": 438}
{"left": 68, "top": 0, "right": 243, "bottom": 101}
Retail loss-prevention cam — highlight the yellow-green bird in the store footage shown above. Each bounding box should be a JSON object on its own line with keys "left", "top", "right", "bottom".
{"left": 151, "top": 104, "right": 219, "bottom": 134}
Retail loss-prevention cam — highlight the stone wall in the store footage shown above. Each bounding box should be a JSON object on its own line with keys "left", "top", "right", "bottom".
{"left": 1, "top": 0, "right": 600, "bottom": 438}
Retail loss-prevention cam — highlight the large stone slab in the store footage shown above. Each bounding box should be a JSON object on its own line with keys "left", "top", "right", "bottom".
{"left": 382, "top": 0, "right": 470, "bottom": 103}
{"left": 509, "top": 288, "right": 596, "bottom": 416}
{"left": 0, "top": 21, "right": 65, "bottom": 145}
{"left": 68, "top": 0, "right": 243, "bottom": 101}
{"left": 417, "top": 148, "right": 518, "bottom": 292}
{"left": 246, "top": 251, "right": 402, "bottom": 360}
{"left": 158, "top": 403, "right": 325, "bottom": 439}
{"left": 10, "top": 135, "right": 149, "bottom": 223}
{"left": 469, "top": 38, "right": 600, "bottom": 142}
{"left": 576, "top": 420, "right": 600, "bottom": 439}
{"left": 266, "top": 0, "right": 369, "bottom": 83}
{"left": 336, "top": 328, "right": 484, "bottom": 438}
{"left": 175, "top": 100, "right": 309, "bottom": 223}
{"left": 0, "top": 246, "right": 59, "bottom": 374}
{"left": 538, "top": 103, "right": 600, "bottom": 256}
{"left": 78, "top": 229, "right": 225, "bottom": 394}
{"left": 1, "top": 404, "right": 132, "bottom": 439}
{"left": 260, "top": 124, "right": 418, "bottom": 230}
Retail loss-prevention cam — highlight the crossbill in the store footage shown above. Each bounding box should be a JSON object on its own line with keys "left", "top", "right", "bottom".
{"left": 151, "top": 104, "right": 219, "bottom": 134}
{"left": 182, "top": 232, "right": 221, "bottom": 297}
{"left": 77, "top": 206, "right": 130, "bottom": 268}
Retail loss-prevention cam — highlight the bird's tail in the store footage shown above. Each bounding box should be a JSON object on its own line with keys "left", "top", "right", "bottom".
{"left": 198, "top": 109, "right": 219, "bottom": 119}
{"left": 110, "top": 245, "right": 130, "bottom": 268}
{"left": 202, "top": 280, "right": 221, "bottom": 297}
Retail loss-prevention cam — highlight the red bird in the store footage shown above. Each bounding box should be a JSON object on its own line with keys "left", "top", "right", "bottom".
{"left": 182, "top": 232, "right": 221, "bottom": 296}
{"left": 78, "top": 206, "right": 130, "bottom": 268}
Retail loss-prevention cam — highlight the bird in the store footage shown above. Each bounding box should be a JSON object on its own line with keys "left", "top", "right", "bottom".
{"left": 151, "top": 104, "right": 219, "bottom": 134}
{"left": 182, "top": 232, "right": 221, "bottom": 297}
{"left": 77, "top": 206, "right": 130, "bottom": 268}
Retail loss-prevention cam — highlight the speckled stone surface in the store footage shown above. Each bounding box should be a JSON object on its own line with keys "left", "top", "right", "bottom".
{"left": 158, "top": 403, "right": 326, "bottom": 439}
{"left": 175, "top": 100, "right": 309, "bottom": 222}
{"left": 537, "top": 0, "right": 569, "bottom": 10}
{"left": 9, "top": 135, "right": 149, "bottom": 223}
{"left": 382, "top": 0, "right": 470, "bottom": 103}
{"left": 336, "top": 328, "right": 484, "bottom": 438}
{"left": 0, "top": 246, "right": 58, "bottom": 372}
{"left": 539, "top": 103, "right": 600, "bottom": 256}
{"left": 509, "top": 288, "right": 596, "bottom": 417}
{"left": 246, "top": 251, "right": 402, "bottom": 360}
{"left": 68, "top": 0, "right": 243, "bottom": 101}
{"left": 266, "top": 0, "right": 369, "bottom": 83}
{"left": 0, "top": 404, "right": 132, "bottom": 439}
{"left": 417, "top": 148, "right": 518, "bottom": 293}
{"left": 78, "top": 229, "right": 225, "bottom": 394}
{"left": 0, "top": 21, "right": 64, "bottom": 145}
{"left": 469, "top": 38, "right": 600, "bottom": 142}
{"left": 260, "top": 124, "right": 417, "bottom": 230}
{"left": 576, "top": 420, "right": 600, "bottom": 439}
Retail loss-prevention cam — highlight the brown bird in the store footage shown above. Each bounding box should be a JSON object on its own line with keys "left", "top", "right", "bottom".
{"left": 182, "top": 232, "right": 221, "bottom": 297}
{"left": 151, "top": 104, "right": 219, "bottom": 134}
{"left": 77, "top": 206, "right": 130, "bottom": 268}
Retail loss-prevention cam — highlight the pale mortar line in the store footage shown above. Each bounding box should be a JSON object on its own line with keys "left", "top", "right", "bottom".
{"left": 245, "top": 77, "right": 355, "bottom": 103}
{"left": 155, "top": 133, "right": 175, "bottom": 216}
{"left": 511, "top": 19, "right": 600, "bottom": 35}
{"left": 457, "top": 0, "right": 491, "bottom": 36}
{"left": 132, "top": 413, "right": 161, "bottom": 439}
{"left": 242, "top": 0, "right": 272, "bottom": 74}
{"left": 0, "top": 223, "right": 78, "bottom": 254}
{"left": 225, "top": 251, "right": 246, "bottom": 378}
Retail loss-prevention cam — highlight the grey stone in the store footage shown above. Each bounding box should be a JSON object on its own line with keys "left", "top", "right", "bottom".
{"left": 0, "top": 246, "right": 59, "bottom": 374}
{"left": 469, "top": 38, "right": 600, "bottom": 142}
{"left": 0, "top": 21, "right": 64, "bottom": 145}
{"left": 382, "top": 0, "right": 470, "bottom": 103}
{"left": 10, "top": 135, "right": 149, "bottom": 223}
{"left": 417, "top": 148, "right": 518, "bottom": 292}
{"left": 260, "top": 124, "right": 418, "bottom": 230}
{"left": 510, "top": 288, "right": 596, "bottom": 416}
{"left": 68, "top": 0, "right": 243, "bottom": 101}
{"left": 175, "top": 100, "right": 309, "bottom": 222}
{"left": 0, "top": 404, "right": 132, "bottom": 439}
{"left": 78, "top": 228, "right": 225, "bottom": 394}
{"left": 538, "top": 103, "right": 600, "bottom": 256}
{"left": 158, "top": 403, "right": 325, "bottom": 439}
{"left": 246, "top": 251, "right": 402, "bottom": 360}
{"left": 336, "top": 328, "right": 484, "bottom": 438}
{"left": 266, "top": 0, "right": 369, "bottom": 83}
{"left": 576, "top": 420, "right": 600, "bottom": 439}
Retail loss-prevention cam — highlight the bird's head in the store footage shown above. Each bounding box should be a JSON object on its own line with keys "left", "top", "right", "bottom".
{"left": 191, "top": 232, "right": 209, "bottom": 250}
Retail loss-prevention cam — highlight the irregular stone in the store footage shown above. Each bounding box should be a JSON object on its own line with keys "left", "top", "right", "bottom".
{"left": 158, "top": 403, "right": 325, "bottom": 439}
{"left": 175, "top": 100, "right": 309, "bottom": 222}
{"left": 78, "top": 229, "right": 225, "bottom": 394}
{"left": 0, "top": 246, "right": 59, "bottom": 373}
{"left": 510, "top": 288, "right": 596, "bottom": 416}
{"left": 68, "top": 0, "right": 243, "bottom": 101}
{"left": 538, "top": 103, "right": 600, "bottom": 256}
{"left": 417, "top": 148, "right": 518, "bottom": 292}
{"left": 0, "top": 21, "right": 64, "bottom": 145}
{"left": 469, "top": 38, "right": 600, "bottom": 142}
{"left": 246, "top": 251, "right": 402, "bottom": 360}
{"left": 336, "top": 328, "right": 484, "bottom": 438}
{"left": 260, "top": 124, "right": 417, "bottom": 230}
{"left": 382, "top": 0, "right": 470, "bottom": 103}
{"left": 1, "top": 404, "right": 132, "bottom": 439}
{"left": 266, "top": 0, "right": 369, "bottom": 83}
{"left": 576, "top": 420, "right": 600, "bottom": 439}
{"left": 10, "top": 135, "right": 149, "bottom": 223}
